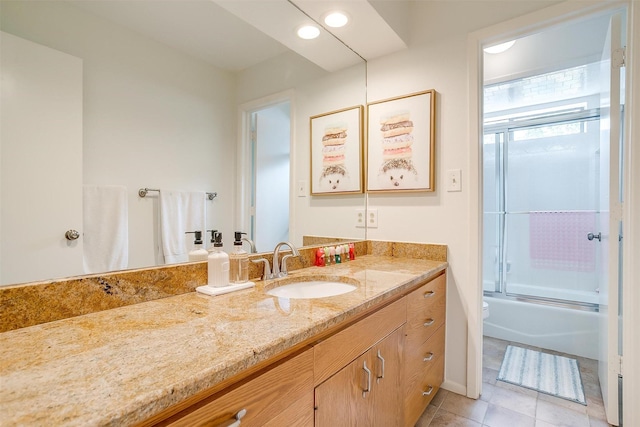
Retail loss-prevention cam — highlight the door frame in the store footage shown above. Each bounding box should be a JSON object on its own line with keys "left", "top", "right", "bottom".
{"left": 467, "top": 1, "right": 639, "bottom": 424}
{"left": 236, "top": 90, "right": 295, "bottom": 246}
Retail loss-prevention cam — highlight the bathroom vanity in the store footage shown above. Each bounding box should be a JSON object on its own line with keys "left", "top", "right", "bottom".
{"left": 0, "top": 243, "right": 447, "bottom": 426}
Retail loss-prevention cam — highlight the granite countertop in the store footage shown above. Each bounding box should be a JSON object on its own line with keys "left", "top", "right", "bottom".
{"left": 0, "top": 255, "right": 447, "bottom": 426}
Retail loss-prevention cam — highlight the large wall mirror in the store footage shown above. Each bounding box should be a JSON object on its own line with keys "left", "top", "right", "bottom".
{"left": 0, "top": 0, "right": 368, "bottom": 286}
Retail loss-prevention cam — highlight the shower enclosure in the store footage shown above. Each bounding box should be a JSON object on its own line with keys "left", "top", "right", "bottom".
{"left": 482, "top": 63, "right": 605, "bottom": 359}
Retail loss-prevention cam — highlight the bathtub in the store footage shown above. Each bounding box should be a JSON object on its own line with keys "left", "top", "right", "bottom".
{"left": 483, "top": 296, "right": 600, "bottom": 359}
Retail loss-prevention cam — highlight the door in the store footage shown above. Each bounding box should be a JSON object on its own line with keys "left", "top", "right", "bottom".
{"left": 371, "top": 327, "right": 404, "bottom": 426}
{"left": 0, "top": 32, "right": 83, "bottom": 285}
{"left": 314, "top": 328, "right": 404, "bottom": 426}
{"left": 252, "top": 102, "right": 290, "bottom": 252}
{"left": 315, "top": 348, "right": 373, "bottom": 426}
{"left": 597, "top": 12, "right": 624, "bottom": 426}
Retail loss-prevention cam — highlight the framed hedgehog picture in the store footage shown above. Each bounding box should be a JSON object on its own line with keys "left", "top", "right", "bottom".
{"left": 310, "top": 105, "right": 364, "bottom": 195}
{"left": 366, "top": 90, "right": 436, "bottom": 192}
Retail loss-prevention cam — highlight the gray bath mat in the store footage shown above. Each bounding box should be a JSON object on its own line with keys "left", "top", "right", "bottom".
{"left": 497, "top": 345, "right": 586, "bottom": 405}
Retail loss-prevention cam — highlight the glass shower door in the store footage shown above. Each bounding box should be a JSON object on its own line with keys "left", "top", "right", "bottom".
{"left": 502, "top": 117, "right": 601, "bottom": 306}
{"left": 484, "top": 113, "right": 602, "bottom": 307}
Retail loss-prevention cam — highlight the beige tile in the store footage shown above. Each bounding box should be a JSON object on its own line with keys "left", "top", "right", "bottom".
{"left": 536, "top": 399, "right": 590, "bottom": 427}
{"left": 483, "top": 403, "right": 535, "bottom": 427}
{"left": 580, "top": 369, "right": 600, "bottom": 390}
{"left": 439, "top": 392, "right": 488, "bottom": 423}
{"left": 588, "top": 417, "right": 613, "bottom": 427}
{"left": 483, "top": 352, "right": 504, "bottom": 371}
{"left": 585, "top": 398, "right": 607, "bottom": 420}
{"left": 489, "top": 384, "right": 537, "bottom": 417}
{"left": 583, "top": 380, "right": 603, "bottom": 400}
{"left": 537, "top": 392, "right": 587, "bottom": 414}
{"left": 535, "top": 420, "right": 558, "bottom": 427}
{"left": 483, "top": 337, "right": 508, "bottom": 359}
{"left": 483, "top": 367, "right": 499, "bottom": 385}
{"left": 577, "top": 357, "right": 598, "bottom": 376}
{"left": 415, "top": 403, "right": 438, "bottom": 427}
{"left": 479, "top": 382, "right": 497, "bottom": 402}
{"left": 430, "top": 388, "right": 449, "bottom": 408}
{"left": 427, "top": 409, "right": 482, "bottom": 427}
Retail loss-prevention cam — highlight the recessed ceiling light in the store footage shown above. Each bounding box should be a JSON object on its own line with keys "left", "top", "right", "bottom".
{"left": 324, "top": 11, "right": 349, "bottom": 28}
{"left": 297, "top": 25, "right": 320, "bottom": 40}
{"left": 484, "top": 40, "right": 516, "bottom": 54}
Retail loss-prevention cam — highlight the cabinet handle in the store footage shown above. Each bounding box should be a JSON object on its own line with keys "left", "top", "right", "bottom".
{"left": 423, "top": 352, "right": 434, "bottom": 362}
{"left": 424, "top": 290, "right": 435, "bottom": 298}
{"left": 422, "top": 386, "right": 434, "bottom": 396}
{"left": 376, "top": 349, "right": 385, "bottom": 382}
{"left": 423, "top": 318, "right": 435, "bottom": 327}
{"left": 362, "top": 360, "right": 371, "bottom": 397}
{"left": 217, "top": 408, "right": 247, "bottom": 427}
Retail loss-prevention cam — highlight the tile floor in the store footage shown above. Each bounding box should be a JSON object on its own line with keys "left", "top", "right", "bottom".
{"left": 415, "top": 336, "right": 613, "bottom": 427}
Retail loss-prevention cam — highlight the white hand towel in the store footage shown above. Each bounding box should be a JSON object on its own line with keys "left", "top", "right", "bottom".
{"left": 160, "top": 190, "right": 207, "bottom": 264}
{"left": 83, "top": 185, "right": 129, "bottom": 274}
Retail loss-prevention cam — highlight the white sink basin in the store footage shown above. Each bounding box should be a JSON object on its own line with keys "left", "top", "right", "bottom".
{"left": 267, "top": 280, "right": 357, "bottom": 299}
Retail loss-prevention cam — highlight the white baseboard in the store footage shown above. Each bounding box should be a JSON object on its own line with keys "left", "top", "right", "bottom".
{"left": 441, "top": 379, "right": 466, "bottom": 396}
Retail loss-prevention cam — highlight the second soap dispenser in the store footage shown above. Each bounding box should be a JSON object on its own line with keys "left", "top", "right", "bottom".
{"left": 208, "top": 231, "right": 229, "bottom": 287}
{"left": 186, "top": 231, "right": 208, "bottom": 262}
{"left": 230, "top": 232, "right": 249, "bottom": 284}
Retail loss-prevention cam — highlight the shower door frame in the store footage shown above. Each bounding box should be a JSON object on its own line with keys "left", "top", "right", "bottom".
{"left": 483, "top": 108, "right": 602, "bottom": 311}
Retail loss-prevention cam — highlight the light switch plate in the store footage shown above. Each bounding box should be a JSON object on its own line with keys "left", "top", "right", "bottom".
{"left": 447, "top": 169, "right": 462, "bottom": 192}
{"left": 297, "top": 180, "right": 308, "bottom": 197}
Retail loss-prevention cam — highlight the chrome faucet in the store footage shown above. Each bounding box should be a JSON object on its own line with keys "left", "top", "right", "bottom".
{"left": 272, "top": 241, "right": 300, "bottom": 278}
{"left": 241, "top": 237, "right": 257, "bottom": 253}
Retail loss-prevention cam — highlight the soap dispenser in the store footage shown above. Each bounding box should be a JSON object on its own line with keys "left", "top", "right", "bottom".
{"left": 208, "top": 232, "right": 229, "bottom": 287}
{"left": 229, "top": 231, "right": 249, "bottom": 284}
{"left": 186, "top": 231, "right": 208, "bottom": 262}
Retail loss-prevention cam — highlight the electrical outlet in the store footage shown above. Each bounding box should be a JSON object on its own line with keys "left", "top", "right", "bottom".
{"left": 355, "top": 209, "right": 365, "bottom": 228}
{"left": 368, "top": 209, "right": 378, "bottom": 228}
{"left": 297, "top": 180, "right": 307, "bottom": 197}
{"left": 447, "top": 169, "right": 462, "bottom": 192}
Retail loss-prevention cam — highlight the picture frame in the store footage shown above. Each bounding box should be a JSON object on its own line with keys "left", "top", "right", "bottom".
{"left": 310, "top": 105, "right": 364, "bottom": 195}
{"left": 366, "top": 90, "right": 436, "bottom": 192}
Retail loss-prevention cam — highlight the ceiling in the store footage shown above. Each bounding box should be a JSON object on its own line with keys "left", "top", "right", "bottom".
{"left": 68, "top": 0, "right": 410, "bottom": 73}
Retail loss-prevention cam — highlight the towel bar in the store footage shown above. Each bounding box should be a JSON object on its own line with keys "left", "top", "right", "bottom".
{"left": 138, "top": 188, "right": 217, "bottom": 200}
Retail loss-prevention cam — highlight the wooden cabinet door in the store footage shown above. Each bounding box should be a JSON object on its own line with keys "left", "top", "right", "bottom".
{"left": 315, "top": 327, "right": 405, "bottom": 426}
{"left": 371, "top": 326, "right": 404, "bottom": 426}
{"left": 315, "top": 350, "right": 373, "bottom": 426}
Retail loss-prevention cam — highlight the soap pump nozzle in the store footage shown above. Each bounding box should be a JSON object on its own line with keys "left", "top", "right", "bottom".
{"left": 207, "top": 229, "right": 218, "bottom": 244}
{"left": 185, "top": 230, "right": 203, "bottom": 245}
{"left": 213, "top": 231, "right": 223, "bottom": 248}
{"left": 234, "top": 231, "right": 246, "bottom": 245}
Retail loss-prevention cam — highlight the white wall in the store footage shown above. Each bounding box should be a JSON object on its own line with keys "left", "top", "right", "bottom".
{"left": 1, "top": 1, "right": 236, "bottom": 270}
{"left": 365, "top": 0, "right": 562, "bottom": 393}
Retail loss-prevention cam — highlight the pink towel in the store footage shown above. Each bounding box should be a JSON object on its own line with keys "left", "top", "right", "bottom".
{"left": 529, "top": 211, "right": 596, "bottom": 272}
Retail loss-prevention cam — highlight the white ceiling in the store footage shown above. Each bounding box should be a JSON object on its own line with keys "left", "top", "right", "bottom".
{"left": 68, "top": 0, "right": 409, "bottom": 73}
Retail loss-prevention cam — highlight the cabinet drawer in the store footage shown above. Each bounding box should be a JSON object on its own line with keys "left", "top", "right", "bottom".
{"left": 167, "top": 349, "right": 314, "bottom": 427}
{"left": 405, "top": 274, "right": 445, "bottom": 348}
{"left": 314, "top": 297, "right": 407, "bottom": 385}
{"left": 404, "top": 324, "right": 445, "bottom": 393}
{"left": 404, "top": 326, "right": 445, "bottom": 427}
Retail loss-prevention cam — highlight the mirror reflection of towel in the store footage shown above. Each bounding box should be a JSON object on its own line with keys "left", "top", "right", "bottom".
{"left": 83, "top": 185, "right": 129, "bottom": 274}
{"left": 160, "top": 190, "right": 206, "bottom": 264}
